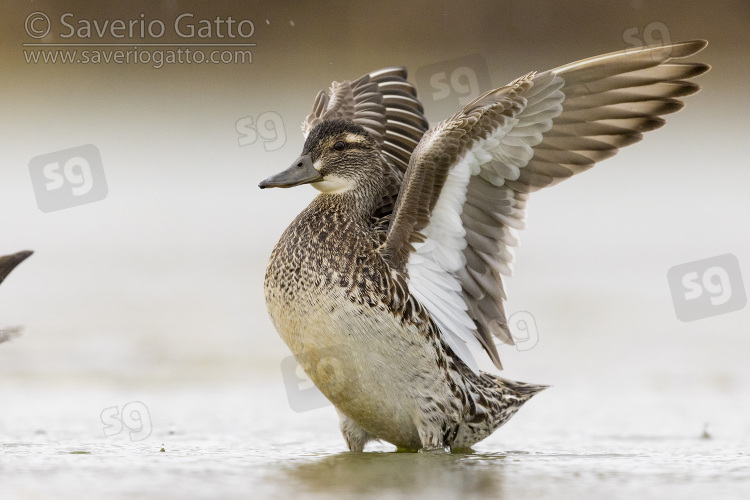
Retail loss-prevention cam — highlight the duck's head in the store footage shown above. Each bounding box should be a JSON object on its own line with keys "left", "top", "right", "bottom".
{"left": 259, "top": 119, "right": 381, "bottom": 194}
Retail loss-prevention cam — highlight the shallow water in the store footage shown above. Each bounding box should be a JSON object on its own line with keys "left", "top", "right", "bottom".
{"left": 2, "top": 382, "right": 748, "bottom": 499}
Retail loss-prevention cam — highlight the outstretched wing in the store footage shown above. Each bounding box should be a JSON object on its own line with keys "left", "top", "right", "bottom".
{"left": 382, "top": 41, "right": 710, "bottom": 372}
{"left": 0, "top": 250, "right": 33, "bottom": 287}
{"left": 303, "top": 68, "right": 430, "bottom": 217}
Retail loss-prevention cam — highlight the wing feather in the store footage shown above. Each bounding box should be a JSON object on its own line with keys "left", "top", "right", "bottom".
{"left": 381, "top": 40, "right": 709, "bottom": 370}
{"left": 0, "top": 251, "right": 33, "bottom": 286}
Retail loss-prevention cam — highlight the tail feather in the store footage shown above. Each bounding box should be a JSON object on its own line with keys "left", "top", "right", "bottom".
{"left": 451, "top": 371, "right": 548, "bottom": 449}
{"left": 487, "top": 374, "right": 549, "bottom": 400}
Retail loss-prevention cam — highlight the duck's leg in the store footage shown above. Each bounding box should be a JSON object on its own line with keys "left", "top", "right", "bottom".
{"left": 412, "top": 393, "right": 461, "bottom": 452}
{"left": 413, "top": 411, "right": 455, "bottom": 452}
{"left": 336, "top": 409, "right": 374, "bottom": 452}
{"left": 416, "top": 425, "right": 450, "bottom": 453}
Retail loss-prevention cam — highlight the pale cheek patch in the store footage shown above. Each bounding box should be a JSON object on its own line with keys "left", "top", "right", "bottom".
{"left": 313, "top": 159, "right": 324, "bottom": 171}
{"left": 344, "top": 133, "right": 367, "bottom": 145}
{"left": 312, "top": 175, "right": 355, "bottom": 194}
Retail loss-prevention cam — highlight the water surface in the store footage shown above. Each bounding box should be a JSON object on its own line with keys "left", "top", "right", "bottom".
{"left": 1, "top": 382, "right": 747, "bottom": 499}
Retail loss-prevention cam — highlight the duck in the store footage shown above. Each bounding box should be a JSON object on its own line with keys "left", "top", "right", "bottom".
{"left": 259, "top": 41, "right": 709, "bottom": 452}
{"left": 0, "top": 250, "right": 33, "bottom": 345}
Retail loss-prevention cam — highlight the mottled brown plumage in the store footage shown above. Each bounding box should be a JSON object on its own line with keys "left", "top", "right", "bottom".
{"left": 260, "top": 42, "right": 709, "bottom": 451}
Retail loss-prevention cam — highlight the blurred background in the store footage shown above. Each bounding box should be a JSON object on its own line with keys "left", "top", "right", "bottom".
{"left": 0, "top": 0, "right": 748, "bottom": 490}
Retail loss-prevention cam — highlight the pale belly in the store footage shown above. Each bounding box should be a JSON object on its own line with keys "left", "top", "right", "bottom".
{"left": 265, "top": 281, "right": 447, "bottom": 449}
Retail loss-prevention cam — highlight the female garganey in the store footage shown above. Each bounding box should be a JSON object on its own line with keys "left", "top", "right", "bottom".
{"left": 260, "top": 41, "right": 709, "bottom": 451}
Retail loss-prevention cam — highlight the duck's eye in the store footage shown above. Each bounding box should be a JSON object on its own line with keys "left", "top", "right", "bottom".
{"left": 333, "top": 141, "right": 345, "bottom": 151}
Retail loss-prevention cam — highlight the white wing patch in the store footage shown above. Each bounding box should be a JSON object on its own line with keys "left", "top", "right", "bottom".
{"left": 404, "top": 74, "right": 565, "bottom": 373}
{"left": 406, "top": 147, "right": 482, "bottom": 374}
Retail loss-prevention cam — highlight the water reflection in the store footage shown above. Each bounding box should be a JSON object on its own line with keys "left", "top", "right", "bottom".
{"left": 278, "top": 450, "right": 509, "bottom": 497}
